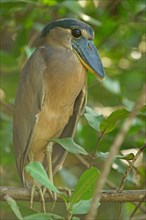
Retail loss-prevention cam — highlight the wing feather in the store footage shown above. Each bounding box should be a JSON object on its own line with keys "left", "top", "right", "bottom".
{"left": 13, "top": 47, "right": 46, "bottom": 182}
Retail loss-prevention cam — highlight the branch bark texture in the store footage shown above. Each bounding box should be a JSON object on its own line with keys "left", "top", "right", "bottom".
{"left": 0, "top": 186, "right": 146, "bottom": 203}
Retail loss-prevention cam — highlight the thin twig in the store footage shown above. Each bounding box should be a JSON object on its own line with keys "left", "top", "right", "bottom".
{"left": 90, "top": 131, "right": 105, "bottom": 167}
{"left": 130, "top": 195, "right": 146, "bottom": 219}
{"left": 132, "top": 202, "right": 146, "bottom": 214}
{"left": 75, "top": 154, "right": 90, "bottom": 168}
{"left": 119, "top": 145, "right": 146, "bottom": 191}
{"left": 86, "top": 84, "right": 146, "bottom": 220}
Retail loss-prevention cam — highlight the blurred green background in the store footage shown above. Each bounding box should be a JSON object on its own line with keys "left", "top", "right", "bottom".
{"left": 0, "top": 0, "right": 146, "bottom": 219}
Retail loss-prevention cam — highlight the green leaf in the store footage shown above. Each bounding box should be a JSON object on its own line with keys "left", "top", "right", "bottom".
{"left": 116, "top": 153, "right": 135, "bottom": 160}
{"left": 100, "top": 108, "right": 130, "bottom": 133}
{"left": 5, "top": 196, "right": 23, "bottom": 220}
{"left": 72, "top": 199, "right": 100, "bottom": 215}
{"left": 52, "top": 138, "right": 88, "bottom": 155}
{"left": 23, "top": 213, "right": 63, "bottom": 220}
{"left": 70, "top": 167, "right": 100, "bottom": 206}
{"left": 96, "top": 152, "right": 134, "bottom": 161}
{"left": 84, "top": 106, "right": 104, "bottom": 131}
{"left": 25, "top": 162, "right": 60, "bottom": 193}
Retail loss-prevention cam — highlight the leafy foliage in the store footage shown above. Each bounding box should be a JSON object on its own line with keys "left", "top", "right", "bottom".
{"left": 5, "top": 196, "right": 23, "bottom": 220}
{"left": 25, "top": 162, "right": 60, "bottom": 193}
{"left": 72, "top": 199, "right": 100, "bottom": 215}
{"left": 84, "top": 106, "right": 104, "bottom": 131}
{"left": 100, "top": 108, "right": 130, "bottom": 133}
{"left": 70, "top": 167, "right": 100, "bottom": 206}
{"left": 52, "top": 138, "right": 88, "bottom": 155}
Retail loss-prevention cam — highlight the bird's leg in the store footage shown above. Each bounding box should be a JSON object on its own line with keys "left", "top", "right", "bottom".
{"left": 28, "top": 152, "right": 46, "bottom": 212}
{"left": 30, "top": 182, "right": 46, "bottom": 213}
{"left": 38, "top": 185, "right": 46, "bottom": 213}
{"left": 44, "top": 142, "right": 57, "bottom": 201}
{"left": 46, "top": 142, "right": 54, "bottom": 185}
{"left": 30, "top": 184, "right": 35, "bottom": 210}
{"left": 58, "top": 186, "right": 72, "bottom": 197}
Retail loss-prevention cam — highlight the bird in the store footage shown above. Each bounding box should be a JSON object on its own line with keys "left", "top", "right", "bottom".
{"left": 13, "top": 18, "right": 105, "bottom": 193}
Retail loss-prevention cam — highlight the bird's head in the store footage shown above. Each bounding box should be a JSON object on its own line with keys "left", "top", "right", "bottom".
{"left": 40, "top": 18, "right": 105, "bottom": 80}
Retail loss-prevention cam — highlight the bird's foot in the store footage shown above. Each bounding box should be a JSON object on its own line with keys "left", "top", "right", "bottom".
{"left": 30, "top": 183, "right": 46, "bottom": 213}
{"left": 42, "top": 187, "right": 57, "bottom": 211}
{"left": 42, "top": 187, "right": 57, "bottom": 200}
{"left": 58, "top": 186, "right": 72, "bottom": 197}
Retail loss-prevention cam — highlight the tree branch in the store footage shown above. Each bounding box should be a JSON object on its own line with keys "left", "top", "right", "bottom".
{"left": 0, "top": 186, "right": 146, "bottom": 203}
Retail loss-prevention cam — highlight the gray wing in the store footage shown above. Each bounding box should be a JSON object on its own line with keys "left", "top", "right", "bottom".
{"left": 52, "top": 85, "right": 87, "bottom": 175}
{"left": 13, "top": 47, "right": 47, "bottom": 182}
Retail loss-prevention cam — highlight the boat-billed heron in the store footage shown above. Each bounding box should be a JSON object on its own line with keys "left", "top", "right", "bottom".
{"left": 13, "top": 18, "right": 105, "bottom": 190}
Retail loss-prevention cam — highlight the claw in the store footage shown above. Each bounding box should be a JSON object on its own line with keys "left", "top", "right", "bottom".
{"left": 30, "top": 183, "right": 46, "bottom": 213}
{"left": 58, "top": 186, "right": 72, "bottom": 197}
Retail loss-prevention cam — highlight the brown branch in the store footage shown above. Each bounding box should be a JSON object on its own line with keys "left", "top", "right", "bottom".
{"left": 86, "top": 84, "right": 146, "bottom": 220}
{"left": 0, "top": 186, "right": 146, "bottom": 203}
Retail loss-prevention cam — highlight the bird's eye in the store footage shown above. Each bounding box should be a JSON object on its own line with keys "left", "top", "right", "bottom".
{"left": 71, "top": 29, "right": 82, "bottom": 38}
